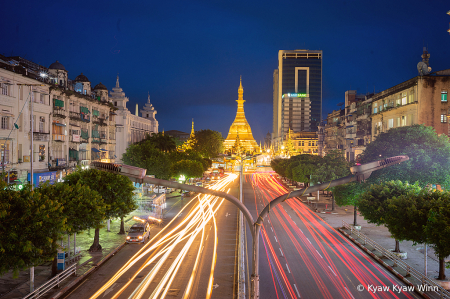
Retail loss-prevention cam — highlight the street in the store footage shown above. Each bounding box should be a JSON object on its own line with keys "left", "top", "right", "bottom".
{"left": 243, "top": 173, "right": 421, "bottom": 299}
{"left": 61, "top": 174, "right": 239, "bottom": 299}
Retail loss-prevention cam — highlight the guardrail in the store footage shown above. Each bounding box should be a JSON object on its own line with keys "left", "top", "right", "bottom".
{"left": 342, "top": 221, "right": 450, "bottom": 299}
{"left": 23, "top": 263, "right": 77, "bottom": 299}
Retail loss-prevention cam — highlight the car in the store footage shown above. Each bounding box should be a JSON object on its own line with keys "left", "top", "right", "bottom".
{"left": 154, "top": 187, "right": 166, "bottom": 193}
{"left": 126, "top": 222, "right": 150, "bottom": 244}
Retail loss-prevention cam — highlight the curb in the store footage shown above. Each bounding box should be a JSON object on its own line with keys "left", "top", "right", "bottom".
{"left": 338, "top": 228, "right": 432, "bottom": 299}
{"left": 49, "top": 242, "right": 126, "bottom": 299}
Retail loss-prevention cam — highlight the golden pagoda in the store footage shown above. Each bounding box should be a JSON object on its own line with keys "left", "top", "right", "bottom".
{"left": 223, "top": 77, "right": 259, "bottom": 153}
{"left": 180, "top": 119, "right": 197, "bottom": 151}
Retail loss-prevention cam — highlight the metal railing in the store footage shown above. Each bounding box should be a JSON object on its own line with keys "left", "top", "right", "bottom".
{"left": 23, "top": 263, "right": 77, "bottom": 299}
{"left": 342, "top": 221, "right": 450, "bottom": 299}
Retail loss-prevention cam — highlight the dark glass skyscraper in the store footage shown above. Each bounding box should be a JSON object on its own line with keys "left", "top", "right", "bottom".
{"left": 273, "top": 50, "right": 322, "bottom": 141}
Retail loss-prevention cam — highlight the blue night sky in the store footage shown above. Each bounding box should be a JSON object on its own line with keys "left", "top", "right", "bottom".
{"left": 2, "top": 0, "right": 450, "bottom": 143}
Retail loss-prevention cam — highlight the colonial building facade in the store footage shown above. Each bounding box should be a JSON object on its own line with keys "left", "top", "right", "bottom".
{"left": 111, "top": 77, "right": 158, "bottom": 163}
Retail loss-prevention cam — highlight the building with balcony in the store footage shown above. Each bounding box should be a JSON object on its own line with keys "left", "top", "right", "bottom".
{"left": 111, "top": 77, "right": 158, "bottom": 163}
{"left": 323, "top": 109, "right": 346, "bottom": 155}
{"left": 0, "top": 65, "right": 52, "bottom": 184}
{"left": 48, "top": 65, "right": 116, "bottom": 172}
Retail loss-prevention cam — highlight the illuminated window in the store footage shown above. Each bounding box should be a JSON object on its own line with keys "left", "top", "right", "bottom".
{"left": 442, "top": 91, "right": 448, "bottom": 102}
{"left": 401, "top": 116, "right": 406, "bottom": 126}
{"left": 388, "top": 119, "right": 394, "bottom": 129}
{"left": 401, "top": 92, "right": 407, "bottom": 105}
{"left": 441, "top": 114, "right": 447, "bottom": 123}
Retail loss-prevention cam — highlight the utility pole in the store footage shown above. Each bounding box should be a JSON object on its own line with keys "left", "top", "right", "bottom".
{"left": 17, "top": 83, "right": 45, "bottom": 293}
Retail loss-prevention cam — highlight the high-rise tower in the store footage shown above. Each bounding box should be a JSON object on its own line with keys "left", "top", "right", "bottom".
{"left": 223, "top": 77, "right": 259, "bottom": 153}
{"left": 273, "top": 49, "right": 322, "bottom": 143}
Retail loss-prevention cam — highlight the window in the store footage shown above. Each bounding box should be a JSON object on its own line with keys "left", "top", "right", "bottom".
{"left": 39, "top": 145, "right": 45, "bottom": 161}
{"left": 1, "top": 117, "right": 8, "bottom": 129}
{"left": 441, "top": 114, "right": 447, "bottom": 123}
{"left": 114, "top": 102, "right": 117, "bottom": 106}
{"left": 401, "top": 116, "right": 406, "bottom": 126}
{"left": 409, "top": 90, "right": 414, "bottom": 103}
{"left": 401, "top": 92, "right": 407, "bottom": 105}
{"left": 39, "top": 116, "right": 45, "bottom": 133}
{"left": 373, "top": 102, "right": 378, "bottom": 113}
{"left": 442, "top": 91, "right": 448, "bottom": 102}
{"left": 1, "top": 83, "right": 8, "bottom": 96}
{"left": 388, "top": 118, "right": 394, "bottom": 129}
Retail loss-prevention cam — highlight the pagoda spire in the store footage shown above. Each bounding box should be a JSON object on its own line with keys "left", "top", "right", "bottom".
{"left": 147, "top": 91, "right": 151, "bottom": 103}
{"left": 116, "top": 74, "right": 120, "bottom": 88}
{"left": 190, "top": 118, "right": 195, "bottom": 137}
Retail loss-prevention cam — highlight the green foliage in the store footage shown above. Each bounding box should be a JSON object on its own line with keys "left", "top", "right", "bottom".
{"left": 36, "top": 182, "right": 106, "bottom": 234}
{"left": 358, "top": 180, "right": 422, "bottom": 227}
{"left": 270, "top": 158, "right": 290, "bottom": 177}
{"left": 358, "top": 125, "right": 450, "bottom": 188}
{"left": 193, "top": 129, "right": 224, "bottom": 158}
{"left": 122, "top": 140, "right": 172, "bottom": 179}
{"left": 140, "top": 132, "right": 177, "bottom": 152}
{"left": 290, "top": 154, "right": 323, "bottom": 182}
{"left": 0, "top": 185, "right": 67, "bottom": 277}
{"left": 64, "top": 169, "right": 137, "bottom": 220}
{"left": 423, "top": 192, "right": 450, "bottom": 278}
{"left": 171, "top": 160, "right": 204, "bottom": 180}
{"left": 333, "top": 181, "right": 366, "bottom": 206}
{"left": 312, "top": 150, "right": 351, "bottom": 184}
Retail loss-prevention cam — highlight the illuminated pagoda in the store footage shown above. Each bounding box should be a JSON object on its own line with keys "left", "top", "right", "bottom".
{"left": 223, "top": 78, "right": 259, "bottom": 153}
{"left": 180, "top": 119, "right": 197, "bottom": 151}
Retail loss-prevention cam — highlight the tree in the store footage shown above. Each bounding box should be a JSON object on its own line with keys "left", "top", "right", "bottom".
{"left": 424, "top": 192, "right": 450, "bottom": 280}
{"left": 171, "top": 160, "right": 204, "bottom": 181}
{"left": 336, "top": 124, "right": 450, "bottom": 216}
{"left": 358, "top": 181, "right": 422, "bottom": 252}
{"left": 0, "top": 184, "right": 67, "bottom": 277}
{"left": 64, "top": 169, "right": 137, "bottom": 251}
{"left": 140, "top": 132, "right": 177, "bottom": 153}
{"left": 358, "top": 125, "right": 450, "bottom": 188}
{"left": 193, "top": 129, "right": 224, "bottom": 158}
{"left": 270, "top": 158, "right": 290, "bottom": 178}
{"left": 333, "top": 181, "right": 366, "bottom": 226}
{"left": 36, "top": 182, "right": 106, "bottom": 234}
{"left": 290, "top": 154, "right": 323, "bottom": 184}
{"left": 312, "top": 150, "right": 351, "bottom": 210}
{"left": 36, "top": 182, "right": 107, "bottom": 275}
{"left": 122, "top": 140, "right": 172, "bottom": 180}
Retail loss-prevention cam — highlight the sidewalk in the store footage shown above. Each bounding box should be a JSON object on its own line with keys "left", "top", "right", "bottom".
{"left": 295, "top": 191, "right": 449, "bottom": 281}
{"left": 0, "top": 193, "right": 184, "bottom": 299}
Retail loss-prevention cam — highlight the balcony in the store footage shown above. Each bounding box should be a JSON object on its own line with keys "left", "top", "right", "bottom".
{"left": 53, "top": 134, "right": 65, "bottom": 142}
{"left": 100, "top": 139, "right": 108, "bottom": 145}
{"left": 80, "top": 114, "right": 90, "bottom": 123}
{"left": 49, "top": 158, "right": 67, "bottom": 170}
{"left": 70, "top": 134, "right": 81, "bottom": 143}
{"left": 53, "top": 107, "right": 66, "bottom": 119}
{"left": 69, "top": 111, "right": 81, "bottom": 121}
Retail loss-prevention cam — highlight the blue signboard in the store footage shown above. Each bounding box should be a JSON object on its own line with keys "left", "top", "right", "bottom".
{"left": 27, "top": 171, "right": 57, "bottom": 187}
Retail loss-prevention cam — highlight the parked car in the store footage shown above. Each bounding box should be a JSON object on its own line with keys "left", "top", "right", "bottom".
{"left": 126, "top": 222, "right": 151, "bottom": 244}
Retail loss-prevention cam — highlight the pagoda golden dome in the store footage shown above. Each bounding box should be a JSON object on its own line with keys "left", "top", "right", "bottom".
{"left": 223, "top": 77, "right": 259, "bottom": 153}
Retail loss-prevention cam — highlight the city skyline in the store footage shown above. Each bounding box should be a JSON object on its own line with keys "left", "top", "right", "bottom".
{"left": 1, "top": 0, "right": 450, "bottom": 142}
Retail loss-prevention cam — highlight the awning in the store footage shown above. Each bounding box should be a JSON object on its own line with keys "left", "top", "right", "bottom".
{"left": 99, "top": 148, "right": 108, "bottom": 152}
{"left": 91, "top": 148, "right": 100, "bottom": 152}
{"left": 53, "top": 99, "right": 64, "bottom": 107}
{"left": 53, "top": 122, "right": 66, "bottom": 127}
